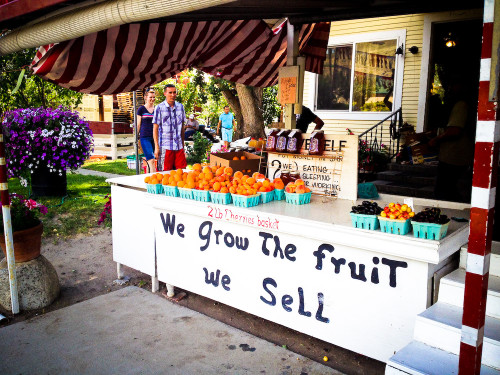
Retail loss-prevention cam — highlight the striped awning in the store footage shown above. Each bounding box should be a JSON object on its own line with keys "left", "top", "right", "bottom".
{"left": 31, "top": 20, "right": 330, "bottom": 94}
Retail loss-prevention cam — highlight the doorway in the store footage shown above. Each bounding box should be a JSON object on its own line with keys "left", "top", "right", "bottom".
{"left": 424, "top": 19, "right": 483, "bottom": 132}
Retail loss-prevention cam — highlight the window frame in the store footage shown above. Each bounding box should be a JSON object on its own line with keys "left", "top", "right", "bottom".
{"left": 312, "top": 29, "right": 406, "bottom": 121}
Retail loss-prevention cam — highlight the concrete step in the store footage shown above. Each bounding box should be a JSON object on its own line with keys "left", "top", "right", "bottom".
{"left": 439, "top": 269, "right": 500, "bottom": 319}
{"left": 386, "top": 340, "right": 500, "bottom": 375}
{"left": 407, "top": 175, "right": 436, "bottom": 187}
{"left": 413, "top": 302, "right": 500, "bottom": 370}
{"left": 460, "top": 242, "right": 500, "bottom": 278}
{"left": 376, "top": 170, "right": 405, "bottom": 182}
{"left": 388, "top": 163, "right": 438, "bottom": 176}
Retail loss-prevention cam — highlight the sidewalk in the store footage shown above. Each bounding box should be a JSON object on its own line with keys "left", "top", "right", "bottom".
{"left": 75, "top": 168, "right": 124, "bottom": 179}
{"left": 0, "top": 286, "right": 338, "bottom": 375}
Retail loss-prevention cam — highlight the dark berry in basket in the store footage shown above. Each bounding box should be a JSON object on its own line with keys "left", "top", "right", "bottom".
{"left": 351, "top": 201, "right": 383, "bottom": 215}
{"left": 413, "top": 208, "right": 450, "bottom": 224}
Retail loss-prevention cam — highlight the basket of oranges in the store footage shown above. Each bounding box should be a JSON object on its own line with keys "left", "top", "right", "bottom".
{"left": 144, "top": 173, "right": 164, "bottom": 194}
{"left": 284, "top": 180, "right": 312, "bottom": 205}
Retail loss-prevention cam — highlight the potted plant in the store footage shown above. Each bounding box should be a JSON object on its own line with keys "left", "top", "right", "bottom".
{"left": 2, "top": 106, "right": 94, "bottom": 196}
{"left": 0, "top": 193, "right": 48, "bottom": 262}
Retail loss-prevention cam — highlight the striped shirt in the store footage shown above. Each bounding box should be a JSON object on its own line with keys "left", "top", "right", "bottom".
{"left": 153, "top": 101, "right": 186, "bottom": 151}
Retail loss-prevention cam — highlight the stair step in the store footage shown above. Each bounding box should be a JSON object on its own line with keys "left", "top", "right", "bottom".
{"left": 439, "top": 269, "right": 500, "bottom": 319}
{"left": 386, "top": 341, "right": 500, "bottom": 375}
{"left": 415, "top": 186, "right": 436, "bottom": 199}
{"left": 376, "top": 170, "right": 405, "bottom": 182}
{"left": 388, "top": 163, "right": 438, "bottom": 176}
{"left": 414, "top": 302, "right": 500, "bottom": 369}
{"left": 460, "top": 242, "right": 500, "bottom": 278}
{"left": 407, "top": 175, "right": 436, "bottom": 186}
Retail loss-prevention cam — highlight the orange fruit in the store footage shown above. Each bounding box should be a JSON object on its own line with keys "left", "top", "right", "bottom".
{"left": 221, "top": 187, "right": 229, "bottom": 193}
{"left": 232, "top": 157, "right": 239, "bottom": 160}
{"left": 241, "top": 175, "right": 249, "bottom": 184}
{"left": 174, "top": 174, "right": 182, "bottom": 182}
{"left": 175, "top": 169, "right": 183, "bottom": 176}
{"left": 177, "top": 181, "right": 185, "bottom": 188}
{"left": 187, "top": 181, "right": 196, "bottom": 189}
{"left": 144, "top": 177, "right": 151, "bottom": 183}
{"left": 193, "top": 163, "right": 202, "bottom": 171}
{"left": 262, "top": 180, "right": 271, "bottom": 188}
{"left": 233, "top": 171, "right": 243, "bottom": 179}
{"left": 229, "top": 186, "right": 236, "bottom": 194}
{"left": 246, "top": 177, "right": 256, "bottom": 185}
{"left": 224, "top": 167, "right": 233, "bottom": 176}
{"left": 240, "top": 156, "right": 247, "bottom": 160}
{"left": 275, "top": 181, "right": 284, "bottom": 190}
{"left": 150, "top": 178, "right": 158, "bottom": 184}
{"left": 213, "top": 182, "right": 221, "bottom": 192}
{"left": 216, "top": 167, "right": 224, "bottom": 177}
{"left": 202, "top": 166, "right": 211, "bottom": 174}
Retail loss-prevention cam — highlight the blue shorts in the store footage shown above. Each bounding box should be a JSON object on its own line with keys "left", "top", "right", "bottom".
{"left": 222, "top": 127, "right": 233, "bottom": 142}
{"left": 140, "top": 137, "right": 155, "bottom": 160}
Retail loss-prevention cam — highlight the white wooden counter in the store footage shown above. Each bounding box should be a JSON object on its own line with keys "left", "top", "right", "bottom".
{"left": 107, "top": 174, "right": 470, "bottom": 363}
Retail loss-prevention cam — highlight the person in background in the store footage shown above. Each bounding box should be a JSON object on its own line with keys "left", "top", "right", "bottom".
{"left": 217, "top": 105, "right": 235, "bottom": 149}
{"left": 184, "top": 114, "right": 199, "bottom": 140}
{"left": 295, "top": 106, "right": 324, "bottom": 133}
{"left": 153, "top": 84, "right": 187, "bottom": 171}
{"left": 429, "top": 81, "right": 475, "bottom": 202}
{"left": 137, "top": 88, "right": 156, "bottom": 173}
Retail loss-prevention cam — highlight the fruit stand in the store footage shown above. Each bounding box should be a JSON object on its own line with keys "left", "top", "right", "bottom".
{"left": 107, "top": 170, "right": 470, "bottom": 363}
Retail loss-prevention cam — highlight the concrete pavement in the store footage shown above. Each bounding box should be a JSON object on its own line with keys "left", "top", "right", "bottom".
{"left": 0, "top": 286, "right": 339, "bottom": 375}
{"left": 75, "top": 168, "right": 123, "bottom": 179}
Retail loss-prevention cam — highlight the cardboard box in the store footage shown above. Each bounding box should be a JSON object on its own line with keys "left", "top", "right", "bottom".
{"left": 408, "top": 144, "right": 437, "bottom": 165}
{"left": 210, "top": 151, "right": 263, "bottom": 174}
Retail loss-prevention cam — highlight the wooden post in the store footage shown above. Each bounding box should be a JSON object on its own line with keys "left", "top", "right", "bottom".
{"left": 458, "top": 0, "right": 499, "bottom": 373}
{"left": 285, "top": 20, "right": 299, "bottom": 130}
{"left": 0, "top": 118, "right": 19, "bottom": 314}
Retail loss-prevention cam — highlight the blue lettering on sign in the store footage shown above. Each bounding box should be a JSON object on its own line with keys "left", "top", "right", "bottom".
{"left": 260, "top": 277, "right": 330, "bottom": 323}
{"left": 160, "top": 213, "right": 185, "bottom": 238}
{"left": 203, "top": 267, "right": 231, "bottom": 291}
{"left": 198, "top": 220, "right": 249, "bottom": 252}
{"left": 312, "top": 244, "right": 408, "bottom": 288}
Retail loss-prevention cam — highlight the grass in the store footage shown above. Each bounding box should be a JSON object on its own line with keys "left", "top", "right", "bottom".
{"left": 81, "top": 159, "right": 141, "bottom": 176}
{"left": 7, "top": 172, "right": 111, "bottom": 240}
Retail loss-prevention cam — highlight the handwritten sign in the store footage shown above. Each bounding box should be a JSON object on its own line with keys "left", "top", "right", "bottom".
{"left": 154, "top": 206, "right": 421, "bottom": 363}
{"left": 267, "top": 134, "right": 358, "bottom": 200}
{"left": 279, "top": 76, "right": 297, "bottom": 105}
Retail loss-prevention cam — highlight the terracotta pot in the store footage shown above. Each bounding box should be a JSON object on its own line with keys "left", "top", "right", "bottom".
{"left": 0, "top": 222, "right": 43, "bottom": 263}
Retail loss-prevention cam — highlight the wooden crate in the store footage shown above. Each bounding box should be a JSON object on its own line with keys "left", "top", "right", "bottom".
{"left": 92, "top": 134, "right": 135, "bottom": 160}
{"left": 89, "top": 121, "right": 133, "bottom": 135}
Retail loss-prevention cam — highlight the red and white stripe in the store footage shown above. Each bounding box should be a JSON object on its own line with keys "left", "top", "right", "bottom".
{"left": 31, "top": 20, "right": 329, "bottom": 94}
{"left": 459, "top": 0, "right": 499, "bottom": 373}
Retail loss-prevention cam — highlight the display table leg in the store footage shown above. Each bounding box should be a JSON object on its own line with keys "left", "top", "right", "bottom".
{"left": 152, "top": 276, "right": 159, "bottom": 293}
{"left": 117, "top": 263, "right": 124, "bottom": 279}
{"left": 166, "top": 283, "right": 175, "bottom": 297}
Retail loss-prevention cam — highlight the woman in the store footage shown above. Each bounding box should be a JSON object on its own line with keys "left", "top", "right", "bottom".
{"left": 137, "top": 88, "right": 156, "bottom": 173}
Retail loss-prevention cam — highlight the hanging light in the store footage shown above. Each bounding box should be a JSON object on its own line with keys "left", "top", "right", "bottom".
{"left": 444, "top": 32, "right": 456, "bottom": 48}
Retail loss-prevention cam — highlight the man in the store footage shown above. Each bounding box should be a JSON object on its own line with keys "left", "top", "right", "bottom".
{"left": 153, "top": 84, "right": 187, "bottom": 171}
{"left": 184, "top": 114, "right": 199, "bottom": 140}
{"left": 217, "top": 105, "right": 236, "bottom": 149}
{"left": 295, "top": 106, "right": 324, "bottom": 133}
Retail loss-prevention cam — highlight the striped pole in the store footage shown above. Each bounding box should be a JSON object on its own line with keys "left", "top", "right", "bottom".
{"left": 458, "top": 0, "right": 499, "bottom": 373}
{"left": 0, "top": 116, "right": 20, "bottom": 314}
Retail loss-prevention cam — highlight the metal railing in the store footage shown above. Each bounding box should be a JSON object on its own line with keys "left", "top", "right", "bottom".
{"left": 358, "top": 107, "right": 403, "bottom": 167}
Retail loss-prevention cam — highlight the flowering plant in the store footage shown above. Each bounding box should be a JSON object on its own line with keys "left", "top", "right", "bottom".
{"left": 2, "top": 107, "right": 94, "bottom": 178}
{"left": 98, "top": 195, "right": 112, "bottom": 227}
{"left": 0, "top": 193, "right": 48, "bottom": 233}
{"left": 347, "top": 129, "right": 390, "bottom": 171}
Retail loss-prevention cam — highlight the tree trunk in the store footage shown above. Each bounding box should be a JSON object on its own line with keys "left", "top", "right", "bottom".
{"left": 221, "top": 89, "right": 245, "bottom": 140}
{"left": 235, "top": 83, "right": 265, "bottom": 139}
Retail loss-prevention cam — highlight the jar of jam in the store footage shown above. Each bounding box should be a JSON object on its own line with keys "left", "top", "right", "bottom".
{"left": 309, "top": 130, "right": 326, "bottom": 155}
{"left": 290, "top": 170, "right": 301, "bottom": 182}
{"left": 280, "top": 169, "right": 291, "bottom": 186}
{"left": 286, "top": 129, "right": 303, "bottom": 154}
{"left": 276, "top": 130, "right": 291, "bottom": 153}
{"left": 265, "top": 128, "right": 280, "bottom": 152}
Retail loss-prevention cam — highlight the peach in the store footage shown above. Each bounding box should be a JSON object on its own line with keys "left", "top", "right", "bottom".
{"left": 295, "top": 179, "right": 305, "bottom": 186}
{"left": 296, "top": 185, "right": 307, "bottom": 194}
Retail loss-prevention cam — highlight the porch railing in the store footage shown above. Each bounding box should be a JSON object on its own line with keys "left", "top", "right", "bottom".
{"left": 358, "top": 107, "right": 403, "bottom": 164}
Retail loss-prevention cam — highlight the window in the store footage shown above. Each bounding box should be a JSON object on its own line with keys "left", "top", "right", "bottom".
{"left": 314, "top": 30, "right": 405, "bottom": 120}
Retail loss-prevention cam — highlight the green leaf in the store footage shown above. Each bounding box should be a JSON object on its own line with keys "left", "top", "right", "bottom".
{"left": 11, "top": 68, "right": 25, "bottom": 95}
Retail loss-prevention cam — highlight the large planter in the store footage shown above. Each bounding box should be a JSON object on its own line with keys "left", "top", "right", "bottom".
{"left": 31, "top": 166, "right": 67, "bottom": 197}
{"left": 0, "top": 222, "right": 43, "bottom": 263}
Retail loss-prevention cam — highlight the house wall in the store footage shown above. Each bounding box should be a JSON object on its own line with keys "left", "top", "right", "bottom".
{"left": 303, "top": 8, "right": 482, "bottom": 135}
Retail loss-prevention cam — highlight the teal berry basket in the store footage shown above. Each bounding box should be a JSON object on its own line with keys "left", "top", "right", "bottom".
{"left": 163, "top": 185, "right": 179, "bottom": 197}
{"left": 411, "top": 221, "right": 450, "bottom": 240}
{"left": 192, "top": 189, "right": 211, "bottom": 202}
{"left": 178, "top": 187, "right": 193, "bottom": 199}
{"left": 259, "top": 191, "right": 275, "bottom": 204}
{"left": 284, "top": 191, "right": 312, "bottom": 205}
{"left": 274, "top": 189, "right": 285, "bottom": 200}
{"left": 350, "top": 213, "right": 379, "bottom": 230}
{"left": 147, "top": 184, "right": 163, "bottom": 194}
{"left": 379, "top": 217, "right": 411, "bottom": 235}
{"left": 210, "top": 191, "right": 232, "bottom": 205}
{"left": 231, "top": 194, "right": 260, "bottom": 208}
